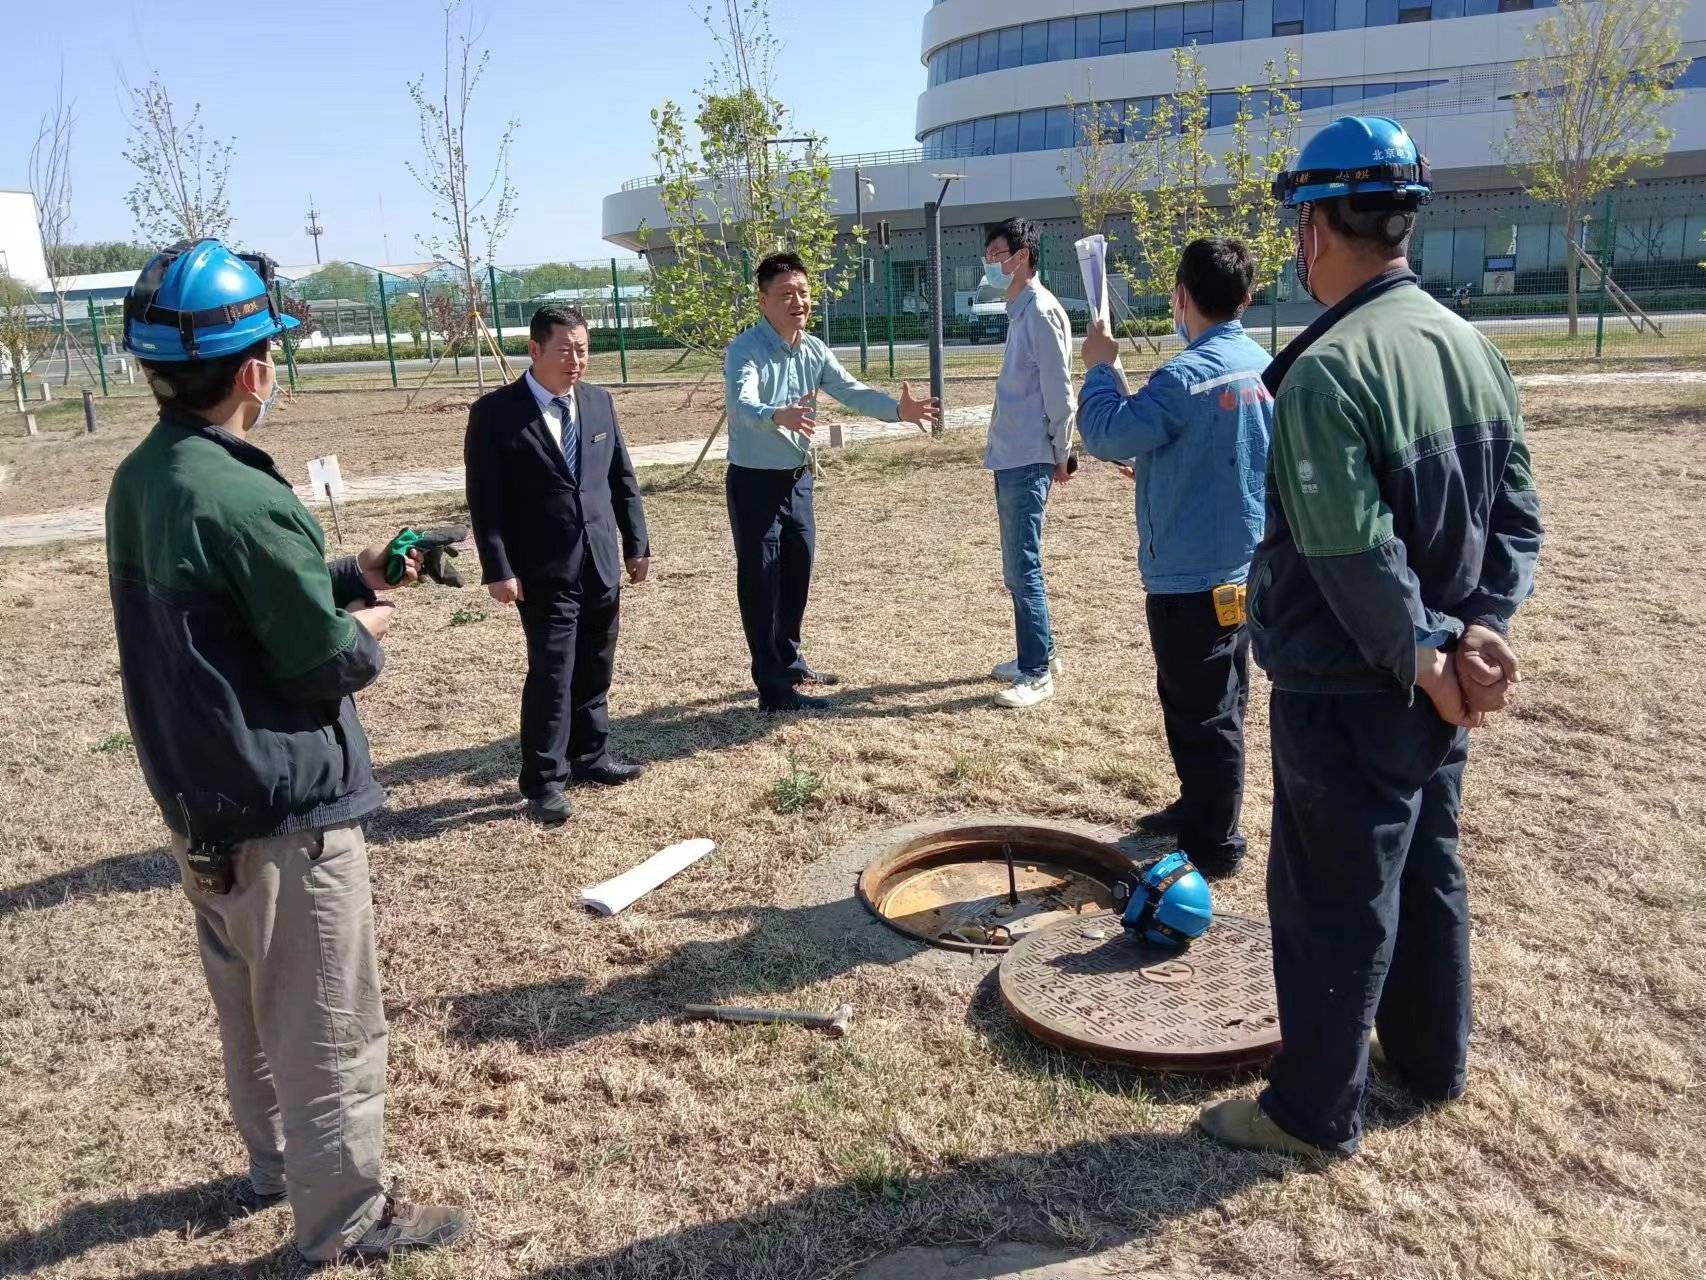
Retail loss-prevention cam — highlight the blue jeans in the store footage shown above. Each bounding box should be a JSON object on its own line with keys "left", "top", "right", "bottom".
{"left": 994, "top": 463, "right": 1055, "bottom": 678}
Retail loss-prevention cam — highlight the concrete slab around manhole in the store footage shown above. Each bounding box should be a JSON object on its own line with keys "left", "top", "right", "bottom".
{"left": 849, "top": 1242, "right": 1115, "bottom": 1280}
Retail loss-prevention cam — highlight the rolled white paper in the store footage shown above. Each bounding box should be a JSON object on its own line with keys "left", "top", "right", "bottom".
{"left": 580, "top": 838, "right": 716, "bottom": 916}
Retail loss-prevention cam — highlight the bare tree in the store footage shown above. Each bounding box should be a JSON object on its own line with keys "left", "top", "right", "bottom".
{"left": 30, "top": 67, "right": 89, "bottom": 385}
{"left": 407, "top": 0, "right": 519, "bottom": 394}
{"left": 121, "top": 74, "right": 235, "bottom": 246}
{"left": 1499, "top": 0, "right": 1683, "bottom": 334}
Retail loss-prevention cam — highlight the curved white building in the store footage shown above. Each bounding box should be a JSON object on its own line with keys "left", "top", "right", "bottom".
{"left": 604, "top": 0, "right": 1706, "bottom": 309}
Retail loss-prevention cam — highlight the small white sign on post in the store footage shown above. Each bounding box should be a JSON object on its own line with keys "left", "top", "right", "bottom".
{"left": 1074, "top": 234, "right": 1111, "bottom": 327}
{"left": 308, "top": 455, "right": 348, "bottom": 545}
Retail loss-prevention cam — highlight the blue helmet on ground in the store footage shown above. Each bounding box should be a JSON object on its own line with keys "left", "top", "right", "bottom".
{"left": 123, "top": 239, "right": 298, "bottom": 363}
{"left": 1271, "top": 115, "right": 1433, "bottom": 209}
{"left": 1118, "top": 851, "right": 1213, "bottom": 948}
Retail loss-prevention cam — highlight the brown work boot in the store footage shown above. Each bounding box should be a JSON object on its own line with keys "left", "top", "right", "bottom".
{"left": 1198, "top": 1099, "right": 1339, "bottom": 1158}
{"left": 339, "top": 1196, "right": 471, "bottom": 1262}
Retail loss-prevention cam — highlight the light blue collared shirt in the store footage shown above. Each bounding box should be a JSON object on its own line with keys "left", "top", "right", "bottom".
{"left": 723, "top": 319, "right": 899, "bottom": 469}
{"left": 984, "top": 280, "right": 1076, "bottom": 472}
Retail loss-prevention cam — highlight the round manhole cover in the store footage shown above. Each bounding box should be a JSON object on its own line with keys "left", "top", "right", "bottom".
{"left": 999, "top": 911, "right": 1280, "bottom": 1071}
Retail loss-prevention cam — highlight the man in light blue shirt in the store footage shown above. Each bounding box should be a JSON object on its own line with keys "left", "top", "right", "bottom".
{"left": 724, "top": 251, "right": 938, "bottom": 712}
{"left": 1076, "top": 237, "right": 1274, "bottom": 878}
{"left": 982, "top": 218, "right": 1077, "bottom": 709}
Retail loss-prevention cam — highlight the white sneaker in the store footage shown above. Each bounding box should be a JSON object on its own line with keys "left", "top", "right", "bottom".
{"left": 991, "top": 655, "right": 1064, "bottom": 682}
{"left": 994, "top": 673, "right": 1055, "bottom": 709}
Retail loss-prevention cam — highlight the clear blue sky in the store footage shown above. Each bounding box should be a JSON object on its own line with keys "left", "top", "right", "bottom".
{"left": 0, "top": 0, "right": 927, "bottom": 269}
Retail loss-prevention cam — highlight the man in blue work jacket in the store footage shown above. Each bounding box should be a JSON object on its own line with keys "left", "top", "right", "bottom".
{"left": 724, "top": 252, "right": 939, "bottom": 711}
{"left": 1077, "top": 237, "right": 1274, "bottom": 878}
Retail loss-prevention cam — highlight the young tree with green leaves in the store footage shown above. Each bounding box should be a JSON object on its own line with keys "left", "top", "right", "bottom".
{"left": 1499, "top": 0, "right": 1683, "bottom": 335}
{"left": 121, "top": 75, "right": 234, "bottom": 246}
{"left": 644, "top": 0, "right": 842, "bottom": 378}
{"left": 1124, "top": 49, "right": 1300, "bottom": 303}
{"left": 0, "top": 274, "right": 47, "bottom": 412}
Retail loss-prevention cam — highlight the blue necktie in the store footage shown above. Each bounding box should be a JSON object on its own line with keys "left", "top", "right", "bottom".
{"left": 554, "top": 395, "right": 579, "bottom": 483}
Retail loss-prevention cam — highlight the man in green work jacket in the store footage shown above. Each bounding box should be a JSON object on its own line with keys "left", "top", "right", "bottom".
{"left": 1197, "top": 118, "right": 1544, "bottom": 1157}
{"left": 106, "top": 239, "right": 469, "bottom": 1264}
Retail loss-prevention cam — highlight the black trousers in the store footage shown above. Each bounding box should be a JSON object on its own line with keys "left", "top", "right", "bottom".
{"left": 515, "top": 578, "right": 621, "bottom": 797}
{"left": 1145, "top": 591, "right": 1250, "bottom": 869}
{"left": 1258, "top": 688, "right": 1472, "bottom": 1154}
{"left": 726, "top": 463, "right": 815, "bottom": 700}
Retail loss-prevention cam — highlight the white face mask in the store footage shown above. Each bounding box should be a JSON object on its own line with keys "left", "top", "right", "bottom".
{"left": 251, "top": 361, "right": 280, "bottom": 428}
{"left": 984, "top": 257, "right": 1015, "bottom": 290}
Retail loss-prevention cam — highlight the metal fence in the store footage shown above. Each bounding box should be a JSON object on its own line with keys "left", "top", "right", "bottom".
{"left": 12, "top": 191, "right": 1706, "bottom": 409}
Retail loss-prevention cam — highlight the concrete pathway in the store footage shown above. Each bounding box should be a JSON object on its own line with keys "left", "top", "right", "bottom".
{"left": 0, "top": 402, "right": 993, "bottom": 550}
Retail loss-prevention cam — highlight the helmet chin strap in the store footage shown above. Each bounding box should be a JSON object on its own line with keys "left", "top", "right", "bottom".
{"left": 1293, "top": 203, "right": 1324, "bottom": 306}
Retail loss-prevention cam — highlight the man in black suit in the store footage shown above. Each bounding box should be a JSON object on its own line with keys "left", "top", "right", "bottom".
{"left": 464, "top": 306, "right": 651, "bottom": 824}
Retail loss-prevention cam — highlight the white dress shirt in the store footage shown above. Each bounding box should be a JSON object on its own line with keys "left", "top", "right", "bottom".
{"left": 525, "top": 370, "right": 578, "bottom": 454}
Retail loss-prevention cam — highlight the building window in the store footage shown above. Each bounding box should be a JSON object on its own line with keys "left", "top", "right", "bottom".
{"left": 1399, "top": 2, "right": 1431, "bottom": 20}
{"left": 1048, "top": 17, "right": 1075, "bottom": 61}
{"left": 1497, "top": 0, "right": 1533, "bottom": 9}
{"left": 978, "top": 30, "right": 1000, "bottom": 74}
{"left": 1306, "top": 0, "right": 1337, "bottom": 29}
{"left": 999, "top": 26, "right": 1022, "bottom": 69}
{"left": 1154, "top": 4, "right": 1185, "bottom": 48}
{"left": 993, "top": 112, "right": 1019, "bottom": 154}
{"left": 1273, "top": 0, "right": 1305, "bottom": 35}
{"left": 1365, "top": 0, "right": 1400, "bottom": 24}
{"left": 1101, "top": 11, "right": 1128, "bottom": 55}
{"left": 1209, "top": 92, "right": 1239, "bottom": 128}
{"left": 1077, "top": 14, "right": 1101, "bottom": 57}
{"left": 1213, "top": 0, "right": 1243, "bottom": 42}
{"left": 1021, "top": 21, "right": 1048, "bottom": 65}
{"left": 1045, "top": 105, "right": 1073, "bottom": 149}
{"left": 1126, "top": 7, "right": 1155, "bottom": 50}
{"left": 1019, "top": 109, "right": 1047, "bottom": 151}
{"left": 974, "top": 116, "right": 996, "bottom": 155}
{"left": 1183, "top": 1, "right": 1215, "bottom": 42}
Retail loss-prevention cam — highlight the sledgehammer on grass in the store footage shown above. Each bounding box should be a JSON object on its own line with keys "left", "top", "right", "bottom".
{"left": 683, "top": 1002, "right": 854, "bottom": 1038}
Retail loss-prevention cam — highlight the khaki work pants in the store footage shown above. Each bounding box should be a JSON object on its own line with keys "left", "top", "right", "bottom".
{"left": 171, "top": 822, "right": 388, "bottom": 1261}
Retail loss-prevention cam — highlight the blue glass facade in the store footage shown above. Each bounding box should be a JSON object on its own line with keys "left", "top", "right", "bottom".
{"left": 925, "top": 0, "right": 1555, "bottom": 88}
{"left": 921, "top": 79, "right": 1446, "bottom": 157}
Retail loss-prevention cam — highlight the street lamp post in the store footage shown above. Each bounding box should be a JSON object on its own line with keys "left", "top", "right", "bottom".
{"left": 926, "top": 173, "right": 964, "bottom": 438}
{"left": 855, "top": 166, "right": 876, "bottom": 376}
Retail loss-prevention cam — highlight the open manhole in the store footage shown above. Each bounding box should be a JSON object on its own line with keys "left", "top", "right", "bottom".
{"left": 855, "top": 818, "right": 1133, "bottom": 953}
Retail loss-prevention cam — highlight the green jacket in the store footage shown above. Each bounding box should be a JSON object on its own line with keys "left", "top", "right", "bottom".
{"left": 105, "top": 410, "right": 386, "bottom": 843}
{"left": 1249, "top": 271, "right": 1544, "bottom": 694}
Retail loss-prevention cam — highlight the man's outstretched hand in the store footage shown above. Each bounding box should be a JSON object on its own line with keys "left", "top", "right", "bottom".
{"left": 898, "top": 382, "right": 940, "bottom": 431}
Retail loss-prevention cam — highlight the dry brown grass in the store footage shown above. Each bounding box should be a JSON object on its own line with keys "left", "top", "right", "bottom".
{"left": 1, "top": 380, "right": 1704, "bottom": 1280}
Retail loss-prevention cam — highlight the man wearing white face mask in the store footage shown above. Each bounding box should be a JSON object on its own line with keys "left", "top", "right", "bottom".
{"left": 107, "top": 240, "right": 471, "bottom": 1264}
{"left": 982, "top": 217, "right": 1076, "bottom": 709}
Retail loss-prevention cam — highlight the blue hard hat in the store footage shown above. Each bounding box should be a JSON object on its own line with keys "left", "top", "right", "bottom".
{"left": 1271, "top": 115, "right": 1432, "bottom": 208}
{"left": 123, "top": 239, "right": 298, "bottom": 363}
{"left": 1118, "top": 851, "right": 1213, "bottom": 947}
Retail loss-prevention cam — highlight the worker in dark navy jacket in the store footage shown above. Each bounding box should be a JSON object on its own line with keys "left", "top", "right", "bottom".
{"left": 1077, "top": 237, "right": 1274, "bottom": 879}
{"left": 1198, "top": 117, "right": 1544, "bottom": 1158}
{"left": 464, "top": 305, "right": 651, "bottom": 825}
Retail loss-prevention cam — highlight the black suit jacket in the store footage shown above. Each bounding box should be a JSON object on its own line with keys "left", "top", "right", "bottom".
{"left": 463, "top": 378, "right": 650, "bottom": 591}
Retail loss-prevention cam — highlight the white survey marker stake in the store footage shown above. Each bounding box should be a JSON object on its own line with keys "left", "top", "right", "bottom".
{"left": 581, "top": 838, "right": 717, "bottom": 916}
{"left": 307, "top": 454, "right": 346, "bottom": 498}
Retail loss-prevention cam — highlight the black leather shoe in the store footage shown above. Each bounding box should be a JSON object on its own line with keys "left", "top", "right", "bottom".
{"left": 791, "top": 666, "right": 841, "bottom": 687}
{"left": 1191, "top": 853, "right": 1244, "bottom": 881}
{"left": 1134, "top": 803, "right": 1185, "bottom": 835}
{"left": 572, "top": 760, "right": 645, "bottom": 786}
{"left": 235, "top": 1177, "right": 287, "bottom": 1214}
{"left": 340, "top": 1197, "right": 472, "bottom": 1262}
{"left": 527, "top": 790, "right": 573, "bottom": 824}
{"left": 759, "top": 691, "right": 833, "bottom": 713}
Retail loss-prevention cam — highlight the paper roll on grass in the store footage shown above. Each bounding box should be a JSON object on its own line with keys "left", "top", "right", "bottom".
{"left": 581, "top": 838, "right": 716, "bottom": 915}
